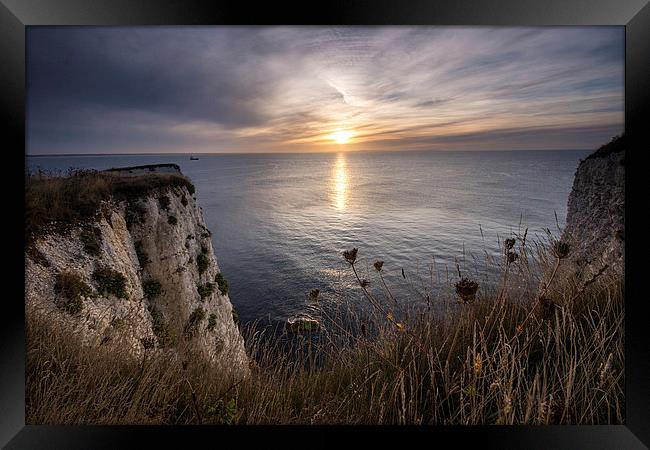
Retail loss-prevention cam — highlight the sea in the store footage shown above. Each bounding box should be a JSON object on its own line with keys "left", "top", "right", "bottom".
{"left": 27, "top": 149, "right": 589, "bottom": 327}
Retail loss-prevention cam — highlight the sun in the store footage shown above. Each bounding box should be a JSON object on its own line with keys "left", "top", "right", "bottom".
{"left": 329, "top": 130, "right": 354, "bottom": 144}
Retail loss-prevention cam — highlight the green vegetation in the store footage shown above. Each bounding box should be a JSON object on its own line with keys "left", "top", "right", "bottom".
{"left": 25, "top": 169, "right": 195, "bottom": 242}
{"left": 197, "top": 283, "right": 214, "bottom": 300}
{"left": 143, "top": 280, "right": 162, "bottom": 300}
{"left": 92, "top": 266, "right": 128, "bottom": 299}
{"left": 80, "top": 226, "right": 102, "bottom": 256}
{"left": 158, "top": 195, "right": 171, "bottom": 211}
{"left": 214, "top": 272, "right": 229, "bottom": 296}
{"left": 196, "top": 253, "right": 209, "bottom": 274}
{"left": 149, "top": 306, "right": 176, "bottom": 348}
{"left": 207, "top": 314, "right": 218, "bottom": 332}
{"left": 168, "top": 215, "right": 178, "bottom": 226}
{"left": 54, "top": 272, "right": 93, "bottom": 315}
{"left": 205, "top": 398, "right": 236, "bottom": 425}
{"left": 184, "top": 307, "right": 206, "bottom": 339}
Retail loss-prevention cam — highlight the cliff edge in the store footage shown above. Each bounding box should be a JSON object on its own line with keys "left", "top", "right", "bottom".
{"left": 552, "top": 135, "right": 625, "bottom": 298}
{"left": 25, "top": 165, "right": 248, "bottom": 378}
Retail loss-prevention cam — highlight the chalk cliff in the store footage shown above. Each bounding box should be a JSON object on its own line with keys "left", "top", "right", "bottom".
{"left": 25, "top": 165, "right": 248, "bottom": 378}
{"left": 551, "top": 135, "right": 625, "bottom": 298}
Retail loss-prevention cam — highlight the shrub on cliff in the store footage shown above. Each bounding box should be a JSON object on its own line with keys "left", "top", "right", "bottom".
{"left": 143, "top": 280, "right": 162, "bottom": 300}
{"left": 158, "top": 195, "right": 171, "bottom": 211}
{"left": 80, "top": 226, "right": 102, "bottom": 256}
{"left": 168, "top": 215, "right": 178, "bottom": 225}
{"left": 197, "top": 282, "right": 214, "bottom": 299}
{"left": 92, "top": 266, "right": 128, "bottom": 299}
{"left": 214, "top": 272, "right": 229, "bottom": 296}
{"left": 197, "top": 253, "right": 209, "bottom": 274}
{"left": 184, "top": 307, "right": 206, "bottom": 338}
{"left": 149, "top": 306, "right": 176, "bottom": 348}
{"left": 207, "top": 313, "right": 218, "bottom": 331}
{"left": 54, "top": 272, "right": 93, "bottom": 315}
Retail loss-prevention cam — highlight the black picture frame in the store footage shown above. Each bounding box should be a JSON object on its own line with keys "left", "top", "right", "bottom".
{"left": 2, "top": 0, "right": 648, "bottom": 448}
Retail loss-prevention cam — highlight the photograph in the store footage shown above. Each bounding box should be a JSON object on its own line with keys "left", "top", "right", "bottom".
{"left": 23, "top": 25, "right": 626, "bottom": 427}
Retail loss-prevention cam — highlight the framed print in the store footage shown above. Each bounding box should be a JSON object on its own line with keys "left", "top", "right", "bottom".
{"left": 2, "top": 0, "right": 649, "bottom": 448}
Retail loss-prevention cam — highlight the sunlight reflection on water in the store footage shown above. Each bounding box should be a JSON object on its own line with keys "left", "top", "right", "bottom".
{"left": 332, "top": 152, "right": 348, "bottom": 210}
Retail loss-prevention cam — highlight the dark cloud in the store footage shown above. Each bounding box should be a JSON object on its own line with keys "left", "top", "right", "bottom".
{"left": 27, "top": 26, "right": 624, "bottom": 154}
{"left": 28, "top": 28, "right": 276, "bottom": 128}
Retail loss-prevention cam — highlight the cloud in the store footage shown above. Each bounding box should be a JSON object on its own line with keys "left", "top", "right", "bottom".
{"left": 27, "top": 26, "right": 624, "bottom": 154}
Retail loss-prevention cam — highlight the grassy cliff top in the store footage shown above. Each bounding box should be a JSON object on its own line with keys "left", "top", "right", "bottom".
{"left": 103, "top": 163, "right": 182, "bottom": 175}
{"left": 26, "top": 168, "right": 195, "bottom": 242}
{"left": 585, "top": 134, "right": 625, "bottom": 161}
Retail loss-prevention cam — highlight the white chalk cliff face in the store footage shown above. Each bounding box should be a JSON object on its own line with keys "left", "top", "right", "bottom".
{"left": 25, "top": 175, "right": 248, "bottom": 378}
{"left": 549, "top": 136, "right": 625, "bottom": 299}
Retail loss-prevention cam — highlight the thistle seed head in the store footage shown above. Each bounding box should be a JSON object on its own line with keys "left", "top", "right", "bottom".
{"left": 343, "top": 248, "right": 358, "bottom": 265}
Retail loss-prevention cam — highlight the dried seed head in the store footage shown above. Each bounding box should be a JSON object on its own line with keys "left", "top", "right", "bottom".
{"left": 552, "top": 241, "right": 570, "bottom": 259}
{"left": 504, "top": 238, "right": 516, "bottom": 251}
{"left": 308, "top": 289, "right": 320, "bottom": 301}
{"left": 343, "top": 248, "right": 358, "bottom": 265}
{"left": 360, "top": 279, "right": 370, "bottom": 288}
{"left": 455, "top": 277, "right": 479, "bottom": 303}
{"left": 373, "top": 260, "right": 384, "bottom": 272}
{"left": 507, "top": 251, "right": 519, "bottom": 264}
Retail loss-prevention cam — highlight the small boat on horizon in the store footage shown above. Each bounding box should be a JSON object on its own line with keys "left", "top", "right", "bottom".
{"left": 190, "top": 155, "right": 199, "bottom": 160}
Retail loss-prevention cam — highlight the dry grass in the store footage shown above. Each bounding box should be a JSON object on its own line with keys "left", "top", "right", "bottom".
{"left": 25, "top": 168, "right": 195, "bottom": 242}
{"left": 26, "top": 234, "right": 624, "bottom": 425}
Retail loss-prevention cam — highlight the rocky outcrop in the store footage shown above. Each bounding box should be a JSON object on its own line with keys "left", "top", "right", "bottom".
{"left": 551, "top": 135, "right": 625, "bottom": 297}
{"left": 25, "top": 165, "right": 248, "bottom": 378}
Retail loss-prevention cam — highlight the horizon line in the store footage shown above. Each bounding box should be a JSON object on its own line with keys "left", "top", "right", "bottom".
{"left": 26, "top": 147, "right": 594, "bottom": 157}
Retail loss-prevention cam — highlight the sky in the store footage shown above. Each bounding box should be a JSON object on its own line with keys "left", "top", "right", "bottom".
{"left": 27, "top": 26, "right": 624, "bottom": 155}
